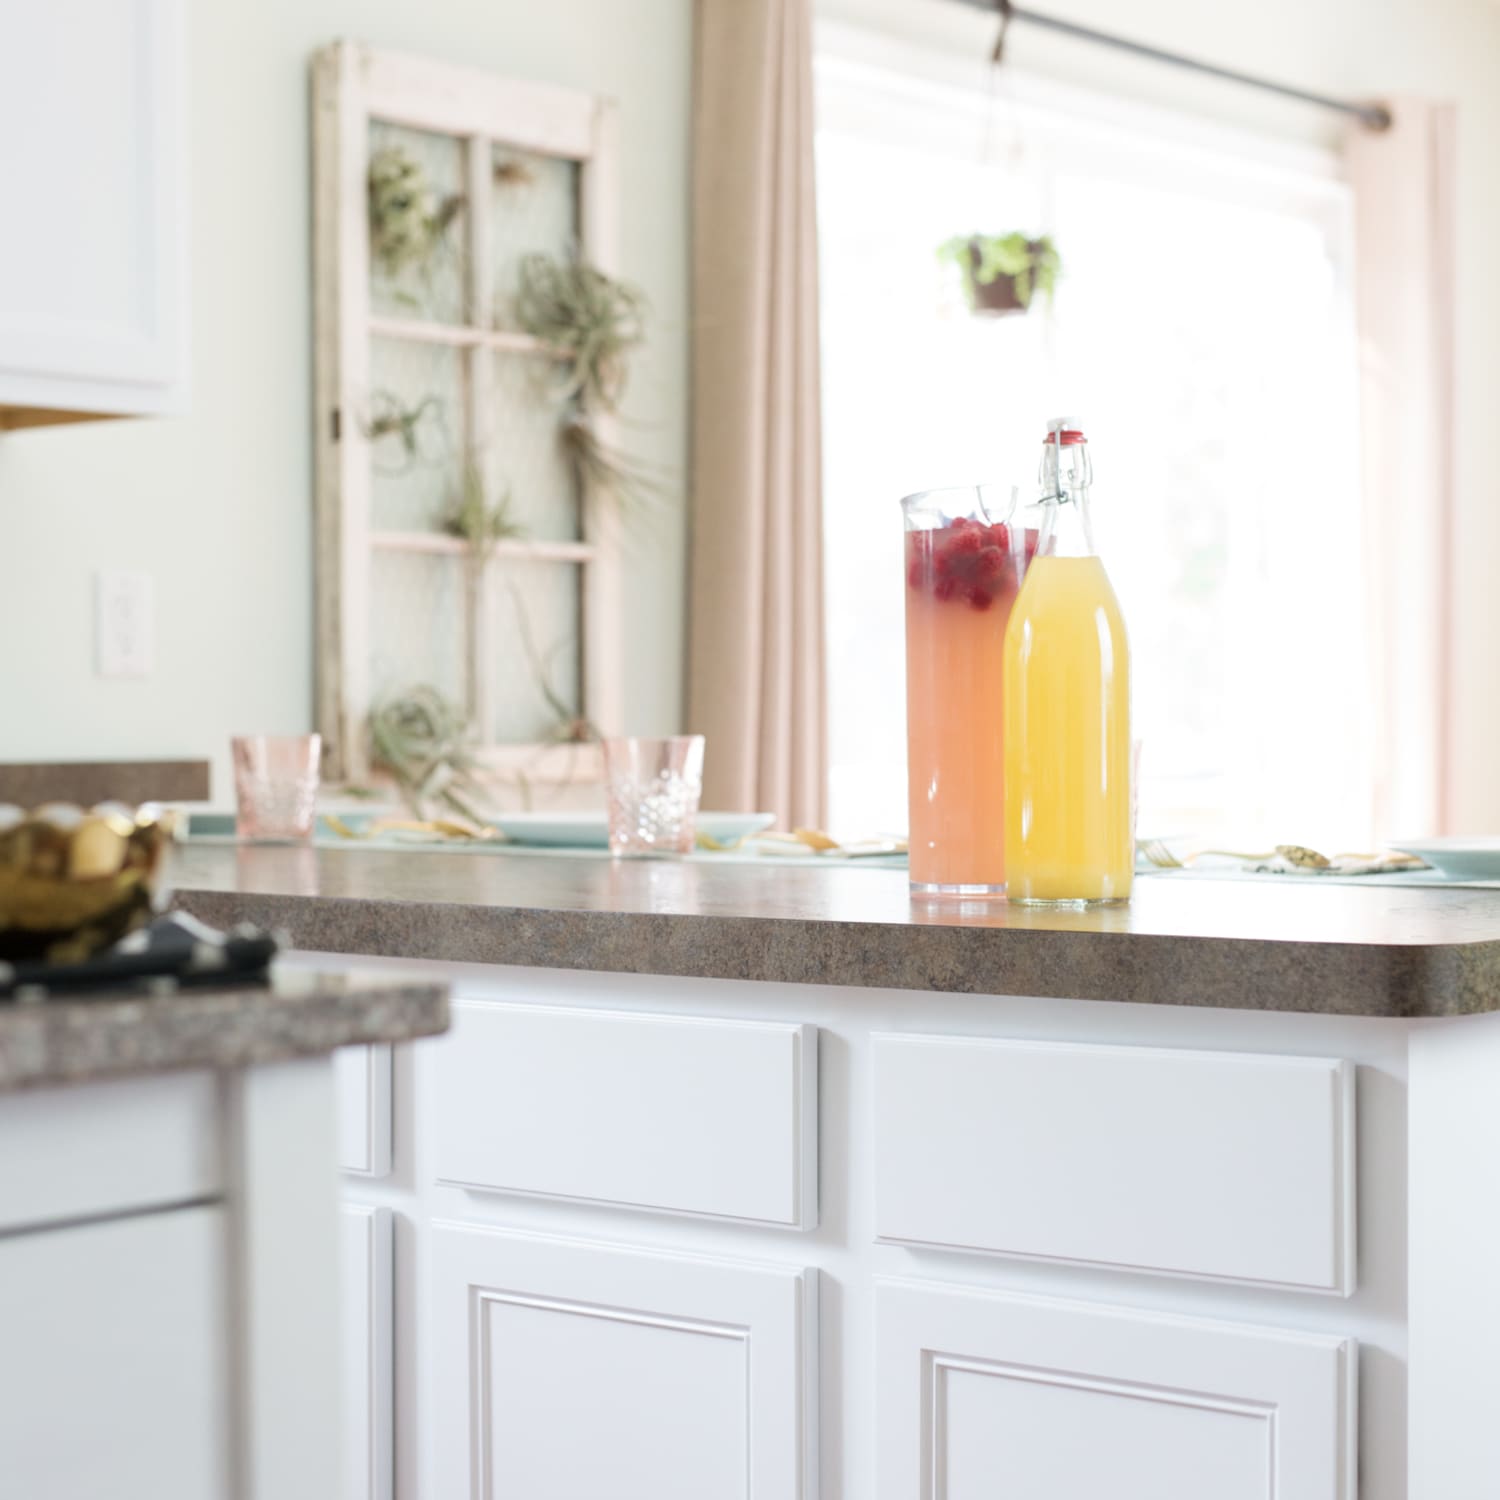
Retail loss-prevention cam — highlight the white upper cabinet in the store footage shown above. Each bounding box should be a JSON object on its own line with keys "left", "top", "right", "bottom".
{"left": 0, "top": 0, "right": 188, "bottom": 428}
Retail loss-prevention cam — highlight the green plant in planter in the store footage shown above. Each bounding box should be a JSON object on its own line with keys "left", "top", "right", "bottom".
{"left": 937, "top": 232, "right": 1061, "bottom": 313}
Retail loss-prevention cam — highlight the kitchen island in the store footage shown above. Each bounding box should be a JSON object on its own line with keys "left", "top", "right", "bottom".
{"left": 172, "top": 844, "right": 1500, "bottom": 1500}
{"left": 0, "top": 966, "right": 448, "bottom": 1500}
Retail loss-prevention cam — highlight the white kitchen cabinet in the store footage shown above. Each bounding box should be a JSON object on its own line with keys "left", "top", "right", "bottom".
{"left": 430, "top": 1223, "right": 818, "bottom": 1500}
{"left": 0, "top": 0, "right": 188, "bottom": 428}
{"left": 433, "top": 999, "right": 818, "bottom": 1226}
{"left": 0, "top": 1205, "right": 229, "bottom": 1499}
{"left": 337, "top": 1042, "right": 393, "bottom": 1177}
{"left": 874, "top": 1033, "right": 1356, "bottom": 1292}
{"left": 876, "top": 1280, "right": 1356, "bottom": 1500}
{"left": 341, "top": 1204, "right": 395, "bottom": 1500}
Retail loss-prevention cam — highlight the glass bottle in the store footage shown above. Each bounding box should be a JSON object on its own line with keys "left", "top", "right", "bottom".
{"left": 1002, "top": 422, "right": 1133, "bottom": 904}
{"left": 902, "top": 485, "right": 1038, "bottom": 894}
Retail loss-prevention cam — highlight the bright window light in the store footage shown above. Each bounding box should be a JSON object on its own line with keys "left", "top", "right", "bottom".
{"left": 816, "top": 45, "right": 1371, "bottom": 849}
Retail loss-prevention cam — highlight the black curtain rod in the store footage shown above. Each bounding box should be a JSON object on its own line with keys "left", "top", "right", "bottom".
{"left": 951, "top": 0, "right": 1393, "bottom": 131}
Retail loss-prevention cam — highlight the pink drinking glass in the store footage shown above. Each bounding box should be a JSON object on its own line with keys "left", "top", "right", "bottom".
{"left": 231, "top": 735, "right": 322, "bottom": 842}
{"left": 602, "top": 736, "right": 705, "bottom": 856}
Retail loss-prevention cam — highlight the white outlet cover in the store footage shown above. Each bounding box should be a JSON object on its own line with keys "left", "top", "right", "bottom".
{"left": 94, "top": 570, "right": 155, "bottom": 678}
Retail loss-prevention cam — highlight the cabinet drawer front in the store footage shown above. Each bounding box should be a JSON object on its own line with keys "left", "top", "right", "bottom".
{"left": 0, "top": 1070, "right": 222, "bottom": 1234}
{"left": 431, "top": 1224, "right": 816, "bottom": 1500}
{"left": 877, "top": 1280, "right": 1355, "bottom": 1500}
{"left": 874, "top": 1034, "right": 1354, "bottom": 1293}
{"left": 434, "top": 1000, "right": 817, "bottom": 1227}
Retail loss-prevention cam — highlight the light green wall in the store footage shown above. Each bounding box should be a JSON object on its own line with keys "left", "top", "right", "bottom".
{"left": 0, "top": 0, "right": 691, "bottom": 801}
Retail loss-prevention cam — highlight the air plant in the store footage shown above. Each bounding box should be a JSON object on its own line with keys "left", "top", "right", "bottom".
{"left": 499, "top": 568, "right": 599, "bottom": 749}
{"left": 366, "top": 685, "right": 489, "bottom": 824}
{"left": 441, "top": 459, "right": 525, "bottom": 563}
{"left": 368, "top": 145, "right": 465, "bottom": 279}
{"left": 493, "top": 155, "right": 536, "bottom": 189}
{"left": 513, "top": 252, "right": 647, "bottom": 411}
{"left": 361, "top": 391, "right": 443, "bottom": 470}
{"left": 560, "top": 412, "right": 666, "bottom": 515}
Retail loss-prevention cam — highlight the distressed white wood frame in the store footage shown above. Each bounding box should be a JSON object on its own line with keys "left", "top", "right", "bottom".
{"left": 312, "top": 42, "right": 623, "bottom": 782}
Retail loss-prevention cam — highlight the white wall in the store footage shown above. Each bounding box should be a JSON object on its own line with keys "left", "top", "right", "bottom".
{"left": 819, "top": 0, "right": 1500, "bottom": 832}
{"left": 0, "top": 0, "right": 690, "bottom": 802}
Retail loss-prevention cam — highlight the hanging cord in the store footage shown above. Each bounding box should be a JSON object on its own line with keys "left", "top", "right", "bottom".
{"left": 991, "top": 0, "right": 1013, "bottom": 64}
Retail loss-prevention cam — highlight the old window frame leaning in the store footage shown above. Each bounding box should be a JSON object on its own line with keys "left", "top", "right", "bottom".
{"left": 311, "top": 41, "right": 623, "bottom": 783}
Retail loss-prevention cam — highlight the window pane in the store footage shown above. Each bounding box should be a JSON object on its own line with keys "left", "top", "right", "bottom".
{"left": 367, "top": 336, "right": 463, "bottom": 533}
{"left": 368, "top": 121, "right": 468, "bottom": 325}
{"left": 817, "top": 67, "right": 1369, "bottom": 848}
{"left": 490, "top": 559, "right": 583, "bottom": 743}
{"left": 483, "top": 351, "right": 582, "bottom": 542}
{"left": 490, "top": 148, "right": 580, "bottom": 323}
{"left": 369, "top": 549, "right": 467, "bottom": 708}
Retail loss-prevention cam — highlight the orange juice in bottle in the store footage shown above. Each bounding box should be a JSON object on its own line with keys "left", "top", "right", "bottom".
{"left": 1003, "top": 422, "right": 1133, "bottom": 904}
{"left": 902, "top": 486, "right": 1038, "bottom": 894}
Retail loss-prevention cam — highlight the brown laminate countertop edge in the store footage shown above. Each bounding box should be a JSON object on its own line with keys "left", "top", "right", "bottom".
{"left": 169, "top": 883, "right": 1500, "bottom": 1020}
{"left": 0, "top": 972, "right": 450, "bottom": 1094}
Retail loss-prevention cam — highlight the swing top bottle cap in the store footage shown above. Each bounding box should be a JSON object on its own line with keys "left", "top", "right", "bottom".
{"left": 1043, "top": 419, "right": 1086, "bottom": 446}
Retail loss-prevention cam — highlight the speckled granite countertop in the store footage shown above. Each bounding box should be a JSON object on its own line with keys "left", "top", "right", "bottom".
{"left": 0, "top": 966, "right": 448, "bottom": 1093}
{"left": 165, "top": 843, "right": 1500, "bottom": 1019}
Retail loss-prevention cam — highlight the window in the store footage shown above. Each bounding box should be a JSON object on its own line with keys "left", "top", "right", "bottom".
{"left": 816, "top": 32, "right": 1372, "bottom": 849}
{"left": 312, "top": 44, "right": 622, "bottom": 786}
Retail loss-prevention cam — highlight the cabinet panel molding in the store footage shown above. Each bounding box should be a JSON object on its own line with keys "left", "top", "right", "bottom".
{"left": 874, "top": 1033, "right": 1355, "bottom": 1292}
{"left": 336, "top": 1043, "right": 393, "bottom": 1177}
{"left": 435, "top": 999, "right": 818, "bottom": 1227}
{"left": 876, "top": 1279, "right": 1355, "bottom": 1500}
{"left": 431, "top": 1223, "right": 817, "bottom": 1499}
{"left": 340, "top": 1204, "right": 394, "bottom": 1500}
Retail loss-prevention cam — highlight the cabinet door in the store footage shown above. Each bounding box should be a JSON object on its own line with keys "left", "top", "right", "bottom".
{"left": 0, "top": 1205, "right": 228, "bottom": 1499}
{"left": 341, "top": 1205, "right": 394, "bottom": 1500}
{"left": 877, "top": 1281, "right": 1355, "bottom": 1500}
{"left": 337, "top": 1043, "right": 393, "bottom": 1177}
{"left": 431, "top": 1224, "right": 817, "bottom": 1499}
{"left": 0, "top": 0, "right": 187, "bottom": 420}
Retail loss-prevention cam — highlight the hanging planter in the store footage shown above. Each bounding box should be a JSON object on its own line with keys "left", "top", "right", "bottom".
{"left": 938, "top": 233, "right": 1061, "bottom": 317}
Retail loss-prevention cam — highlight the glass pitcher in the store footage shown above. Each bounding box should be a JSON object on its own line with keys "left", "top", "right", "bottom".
{"left": 901, "top": 484, "right": 1038, "bottom": 895}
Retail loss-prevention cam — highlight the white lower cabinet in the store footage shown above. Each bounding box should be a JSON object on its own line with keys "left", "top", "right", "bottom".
{"left": 431, "top": 1223, "right": 818, "bottom": 1499}
{"left": 340, "top": 1204, "right": 394, "bottom": 1500}
{"left": 877, "top": 1280, "right": 1356, "bottom": 1500}
{"left": 0, "top": 1205, "right": 229, "bottom": 1499}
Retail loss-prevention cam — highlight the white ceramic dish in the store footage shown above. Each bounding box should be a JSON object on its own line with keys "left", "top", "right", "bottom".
{"left": 491, "top": 810, "right": 775, "bottom": 850}
{"left": 1387, "top": 837, "right": 1500, "bottom": 882}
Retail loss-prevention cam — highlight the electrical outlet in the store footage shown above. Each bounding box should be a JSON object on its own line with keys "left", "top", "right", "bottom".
{"left": 94, "top": 571, "right": 155, "bottom": 678}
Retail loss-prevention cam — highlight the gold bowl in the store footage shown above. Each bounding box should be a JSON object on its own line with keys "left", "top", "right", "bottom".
{"left": 0, "top": 802, "right": 177, "bottom": 964}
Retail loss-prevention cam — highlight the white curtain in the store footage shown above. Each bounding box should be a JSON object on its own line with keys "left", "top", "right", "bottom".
{"left": 1346, "top": 99, "right": 1457, "bottom": 837}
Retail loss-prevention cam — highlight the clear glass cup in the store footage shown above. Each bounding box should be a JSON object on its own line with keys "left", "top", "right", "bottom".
{"left": 602, "top": 736, "right": 706, "bottom": 857}
{"left": 231, "top": 734, "right": 322, "bottom": 843}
